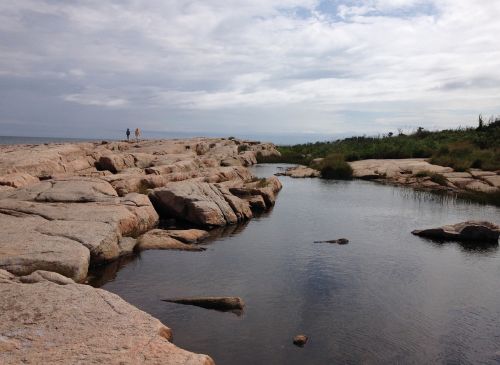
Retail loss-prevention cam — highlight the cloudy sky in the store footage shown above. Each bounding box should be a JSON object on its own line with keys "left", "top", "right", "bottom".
{"left": 1, "top": 0, "right": 499, "bottom": 142}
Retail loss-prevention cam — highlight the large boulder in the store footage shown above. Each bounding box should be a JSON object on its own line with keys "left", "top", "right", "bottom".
{"left": 0, "top": 214, "right": 90, "bottom": 282}
{"left": 230, "top": 176, "right": 282, "bottom": 209}
{"left": 97, "top": 153, "right": 135, "bottom": 173}
{"left": 412, "top": 221, "right": 500, "bottom": 242}
{"left": 149, "top": 181, "right": 251, "bottom": 227}
{"left": 0, "top": 270, "right": 214, "bottom": 365}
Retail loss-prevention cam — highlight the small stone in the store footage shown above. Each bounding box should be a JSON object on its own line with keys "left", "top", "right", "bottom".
{"left": 293, "top": 335, "right": 308, "bottom": 347}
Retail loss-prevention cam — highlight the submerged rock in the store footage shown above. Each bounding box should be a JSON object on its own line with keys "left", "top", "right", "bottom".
{"left": 163, "top": 296, "right": 245, "bottom": 311}
{"left": 412, "top": 221, "right": 500, "bottom": 242}
{"left": 293, "top": 335, "right": 308, "bottom": 347}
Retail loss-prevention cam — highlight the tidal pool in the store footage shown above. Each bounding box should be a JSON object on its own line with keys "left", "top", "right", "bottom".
{"left": 92, "top": 164, "right": 500, "bottom": 364}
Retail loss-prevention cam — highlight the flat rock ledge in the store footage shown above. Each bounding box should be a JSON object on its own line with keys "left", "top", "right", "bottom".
{"left": 282, "top": 159, "right": 500, "bottom": 198}
{"left": 276, "top": 165, "right": 320, "bottom": 178}
{"left": 349, "top": 159, "right": 500, "bottom": 196}
{"left": 0, "top": 269, "right": 214, "bottom": 365}
{"left": 412, "top": 221, "right": 500, "bottom": 243}
{"left": 137, "top": 229, "right": 207, "bottom": 251}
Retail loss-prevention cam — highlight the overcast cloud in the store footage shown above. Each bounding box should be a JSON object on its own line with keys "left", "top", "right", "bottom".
{"left": 1, "top": 0, "right": 499, "bottom": 142}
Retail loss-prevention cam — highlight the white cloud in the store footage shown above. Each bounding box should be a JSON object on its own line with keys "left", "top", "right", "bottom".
{"left": 63, "top": 93, "right": 127, "bottom": 108}
{"left": 1, "top": 0, "right": 500, "bottom": 139}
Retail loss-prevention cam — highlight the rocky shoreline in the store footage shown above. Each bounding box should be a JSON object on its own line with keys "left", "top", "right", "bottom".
{"left": 0, "top": 137, "right": 281, "bottom": 364}
{"left": 282, "top": 159, "right": 500, "bottom": 198}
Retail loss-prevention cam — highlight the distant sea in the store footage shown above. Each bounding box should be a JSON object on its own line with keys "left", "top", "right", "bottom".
{"left": 0, "top": 132, "right": 347, "bottom": 146}
{"left": 0, "top": 136, "right": 102, "bottom": 145}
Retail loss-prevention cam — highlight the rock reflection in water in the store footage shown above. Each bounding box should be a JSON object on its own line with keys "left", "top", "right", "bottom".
{"left": 87, "top": 254, "right": 139, "bottom": 287}
{"left": 94, "top": 164, "right": 500, "bottom": 365}
{"left": 88, "top": 220, "right": 254, "bottom": 287}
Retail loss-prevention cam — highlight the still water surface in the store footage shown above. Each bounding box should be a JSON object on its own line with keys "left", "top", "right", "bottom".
{"left": 94, "top": 164, "right": 500, "bottom": 364}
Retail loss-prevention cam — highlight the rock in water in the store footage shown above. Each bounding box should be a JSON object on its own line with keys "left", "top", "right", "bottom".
{"left": 163, "top": 296, "right": 245, "bottom": 311}
{"left": 163, "top": 229, "right": 209, "bottom": 243}
{"left": 314, "top": 238, "right": 349, "bottom": 245}
{"left": 137, "top": 229, "right": 206, "bottom": 251}
{"left": 412, "top": 221, "right": 500, "bottom": 242}
{"left": 282, "top": 165, "right": 320, "bottom": 178}
{"left": 293, "top": 335, "right": 308, "bottom": 347}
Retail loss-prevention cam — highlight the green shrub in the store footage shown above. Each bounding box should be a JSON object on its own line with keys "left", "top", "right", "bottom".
{"left": 319, "top": 154, "right": 353, "bottom": 180}
{"left": 415, "top": 171, "right": 431, "bottom": 178}
{"left": 430, "top": 173, "right": 447, "bottom": 186}
{"left": 275, "top": 120, "right": 500, "bottom": 171}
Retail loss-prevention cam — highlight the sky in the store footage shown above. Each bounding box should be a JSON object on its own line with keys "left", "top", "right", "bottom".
{"left": 1, "top": 0, "right": 500, "bottom": 143}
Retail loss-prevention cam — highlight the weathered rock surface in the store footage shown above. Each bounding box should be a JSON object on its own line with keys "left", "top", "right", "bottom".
{"left": 0, "top": 137, "right": 282, "bottom": 363}
{"left": 230, "top": 176, "right": 282, "bottom": 209}
{"left": 0, "top": 177, "right": 119, "bottom": 203}
{"left": 163, "top": 296, "right": 245, "bottom": 311}
{"left": 137, "top": 230, "right": 206, "bottom": 251}
{"left": 150, "top": 181, "right": 252, "bottom": 227}
{"left": 164, "top": 229, "right": 209, "bottom": 243}
{"left": 278, "top": 165, "right": 320, "bottom": 178}
{"left": 483, "top": 175, "right": 500, "bottom": 188}
{"left": 348, "top": 159, "right": 500, "bottom": 196}
{"left": 412, "top": 221, "right": 500, "bottom": 242}
{"left": 349, "top": 159, "right": 453, "bottom": 179}
{"left": 0, "top": 270, "right": 214, "bottom": 365}
{"left": 0, "top": 213, "right": 90, "bottom": 282}
{"left": 0, "top": 180, "right": 158, "bottom": 280}
{"left": 0, "top": 138, "right": 280, "bottom": 281}
{"left": 0, "top": 172, "right": 39, "bottom": 188}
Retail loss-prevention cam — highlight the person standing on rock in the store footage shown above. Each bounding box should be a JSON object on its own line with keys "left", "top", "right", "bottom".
{"left": 134, "top": 128, "right": 141, "bottom": 142}
{"left": 126, "top": 128, "right": 130, "bottom": 141}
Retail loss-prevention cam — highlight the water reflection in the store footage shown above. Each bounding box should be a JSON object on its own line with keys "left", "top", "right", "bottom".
{"left": 415, "top": 236, "right": 499, "bottom": 254}
{"left": 88, "top": 254, "right": 138, "bottom": 287}
{"left": 94, "top": 164, "right": 500, "bottom": 365}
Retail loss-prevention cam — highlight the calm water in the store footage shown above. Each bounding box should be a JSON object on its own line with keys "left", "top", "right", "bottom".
{"left": 94, "top": 164, "right": 500, "bottom": 364}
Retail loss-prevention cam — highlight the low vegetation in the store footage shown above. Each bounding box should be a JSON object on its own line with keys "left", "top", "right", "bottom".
{"left": 414, "top": 171, "right": 448, "bottom": 186}
{"left": 315, "top": 154, "right": 353, "bottom": 179}
{"left": 266, "top": 117, "right": 500, "bottom": 172}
